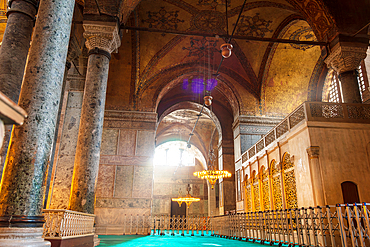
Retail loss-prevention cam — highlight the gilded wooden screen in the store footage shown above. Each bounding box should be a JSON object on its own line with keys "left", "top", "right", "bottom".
{"left": 262, "top": 168, "right": 270, "bottom": 210}
{"left": 271, "top": 160, "right": 283, "bottom": 210}
{"left": 282, "top": 153, "right": 298, "bottom": 209}
{"left": 245, "top": 183, "right": 252, "bottom": 212}
{"left": 252, "top": 178, "right": 260, "bottom": 211}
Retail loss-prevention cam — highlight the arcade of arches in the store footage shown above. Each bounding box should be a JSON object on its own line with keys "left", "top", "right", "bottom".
{"left": 0, "top": 0, "right": 369, "bottom": 246}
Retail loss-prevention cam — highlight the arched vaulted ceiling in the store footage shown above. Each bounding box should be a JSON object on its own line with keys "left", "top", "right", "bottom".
{"left": 95, "top": 0, "right": 369, "bottom": 151}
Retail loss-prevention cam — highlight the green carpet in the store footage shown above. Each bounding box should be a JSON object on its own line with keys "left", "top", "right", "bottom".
{"left": 98, "top": 234, "right": 266, "bottom": 246}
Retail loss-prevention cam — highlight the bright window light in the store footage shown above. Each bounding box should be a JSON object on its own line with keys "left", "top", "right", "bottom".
{"left": 154, "top": 141, "right": 198, "bottom": 167}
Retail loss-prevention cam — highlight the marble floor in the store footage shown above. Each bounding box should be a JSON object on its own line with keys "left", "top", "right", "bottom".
{"left": 98, "top": 234, "right": 271, "bottom": 246}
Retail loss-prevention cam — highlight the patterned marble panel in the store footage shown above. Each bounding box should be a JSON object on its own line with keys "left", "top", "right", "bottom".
{"left": 96, "top": 164, "right": 115, "bottom": 198}
{"left": 66, "top": 91, "right": 83, "bottom": 108}
{"left": 95, "top": 207, "right": 151, "bottom": 226}
{"left": 118, "top": 130, "right": 136, "bottom": 156}
{"left": 132, "top": 165, "right": 153, "bottom": 198}
{"left": 49, "top": 155, "right": 75, "bottom": 209}
{"left": 95, "top": 198, "right": 151, "bottom": 208}
{"left": 58, "top": 107, "right": 82, "bottom": 156}
{"left": 153, "top": 182, "right": 172, "bottom": 195}
{"left": 101, "top": 129, "right": 118, "bottom": 155}
{"left": 100, "top": 155, "right": 152, "bottom": 166}
{"left": 114, "top": 165, "right": 134, "bottom": 198}
{"left": 136, "top": 130, "right": 155, "bottom": 157}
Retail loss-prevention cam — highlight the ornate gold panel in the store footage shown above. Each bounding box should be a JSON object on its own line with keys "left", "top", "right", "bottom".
{"left": 253, "top": 182, "right": 260, "bottom": 211}
{"left": 245, "top": 185, "right": 252, "bottom": 212}
{"left": 283, "top": 153, "right": 298, "bottom": 209}
{"left": 272, "top": 174, "right": 283, "bottom": 210}
{"left": 284, "top": 169, "right": 298, "bottom": 209}
{"left": 262, "top": 169, "right": 270, "bottom": 211}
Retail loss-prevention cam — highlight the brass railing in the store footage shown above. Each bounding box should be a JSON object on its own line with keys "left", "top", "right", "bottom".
{"left": 42, "top": 209, "right": 95, "bottom": 239}
{"left": 42, "top": 204, "right": 370, "bottom": 246}
{"left": 211, "top": 203, "right": 370, "bottom": 247}
{"left": 242, "top": 102, "right": 370, "bottom": 163}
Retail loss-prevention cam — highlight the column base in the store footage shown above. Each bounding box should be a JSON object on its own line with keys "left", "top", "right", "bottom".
{"left": 0, "top": 227, "right": 50, "bottom": 246}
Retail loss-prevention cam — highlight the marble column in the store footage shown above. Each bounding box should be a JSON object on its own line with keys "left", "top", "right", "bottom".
{"left": 306, "top": 146, "right": 326, "bottom": 206}
{"left": 69, "top": 21, "right": 121, "bottom": 214}
{"left": 324, "top": 39, "right": 368, "bottom": 103}
{"left": 43, "top": 35, "right": 82, "bottom": 208}
{"left": 0, "top": 0, "right": 38, "bottom": 102}
{"left": 0, "top": 0, "right": 75, "bottom": 246}
{"left": 0, "top": 0, "right": 38, "bottom": 183}
{"left": 218, "top": 142, "right": 235, "bottom": 214}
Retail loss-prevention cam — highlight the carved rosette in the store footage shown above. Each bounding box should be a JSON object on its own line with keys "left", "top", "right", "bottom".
{"left": 324, "top": 43, "right": 367, "bottom": 74}
{"left": 83, "top": 21, "right": 121, "bottom": 54}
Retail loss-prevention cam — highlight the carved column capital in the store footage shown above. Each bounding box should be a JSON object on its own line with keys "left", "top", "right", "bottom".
{"left": 324, "top": 43, "right": 367, "bottom": 74}
{"left": 306, "top": 146, "right": 320, "bottom": 159}
{"left": 83, "top": 21, "right": 121, "bottom": 54}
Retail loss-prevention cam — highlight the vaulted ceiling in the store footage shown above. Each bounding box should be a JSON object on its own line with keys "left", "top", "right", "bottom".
{"left": 83, "top": 0, "right": 369, "bottom": 156}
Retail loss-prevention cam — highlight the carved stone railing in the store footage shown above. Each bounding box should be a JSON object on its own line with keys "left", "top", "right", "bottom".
{"left": 210, "top": 203, "right": 370, "bottom": 247}
{"left": 242, "top": 102, "right": 370, "bottom": 163}
{"left": 42, "top": 209, "right": 95, "bottom": 239}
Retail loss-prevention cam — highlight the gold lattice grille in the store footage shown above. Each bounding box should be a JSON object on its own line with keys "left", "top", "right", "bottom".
{"left": 271, "top": 160, "right": 283, "bottom": 210}
{"left": 284, "top": 169, "right": 298, "bottom": 209}
{"left": 283, "top": 153, "right": 298, "bottom": 209}
{"left": 282, "top": 153, "right": 294, "bottom": 170}
{"left": 245, "top": 185, "right": 252, "bottom": 212}
{"left": 262, "top": 170, "right": 270, "bottom": 210}
{"left": 272, "top": 175, "right": 282, "bottom": 210}
{"left": 253, "top": 182, "right": 260, "bottom": 211}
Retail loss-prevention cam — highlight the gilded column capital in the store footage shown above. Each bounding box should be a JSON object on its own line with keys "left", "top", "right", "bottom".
{"left": 83, "top": 21, "right": 121, "bottom": 54}
{"left": 324, "top": 42, "right": 367, "bottom": 74}
{"left": 306, "top": 146, "right": 320, "bottom": 159}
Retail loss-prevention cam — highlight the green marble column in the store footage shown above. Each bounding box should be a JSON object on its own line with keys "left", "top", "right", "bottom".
{"left": 69, "top": 21, "right": 121, "bottom": 214}
{"left": 0, "top": 0, "right": 75, "bottom": 245}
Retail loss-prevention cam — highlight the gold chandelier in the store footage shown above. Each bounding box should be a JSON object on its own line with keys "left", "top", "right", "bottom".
{"left": 193, "top": 149, "right": 232, "bottom": 189}
{"left": 171, "top": 184, "right": 200, "bottom": 208}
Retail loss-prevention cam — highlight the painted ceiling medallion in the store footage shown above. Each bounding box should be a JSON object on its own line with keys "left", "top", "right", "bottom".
{"left": 191, "top": 10, "right": 225, "bottom": 33}
{"left": 182, "top": 37, "right": 219, "bottom": 59}
{"left": 236, "top": 13, "right": 273, "bottom": 38}
{"left": 142, "top": 7, "right": 184, "bottom": 30}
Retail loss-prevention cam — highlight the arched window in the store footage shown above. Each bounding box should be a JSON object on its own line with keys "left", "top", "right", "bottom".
{"left": 323, "top": 62, "right": 369, "bottom": 103}
{"left": 341, "top": 181, "right": 360, "bottom": 204}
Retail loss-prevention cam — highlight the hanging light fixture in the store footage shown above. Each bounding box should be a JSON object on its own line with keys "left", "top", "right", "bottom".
{"left": 220, "top": 43, "right": 233, "bottom": 58}
{"left": 193, "top": 149, "right": 232, "bottom": 189}
{"left": 171, "top": 184, "right": 200, "bottom": 208}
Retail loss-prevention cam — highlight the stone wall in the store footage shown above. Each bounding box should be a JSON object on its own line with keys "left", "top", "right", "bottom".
{"left": 95, "top": 110, "right": 156, "bottom": 235}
